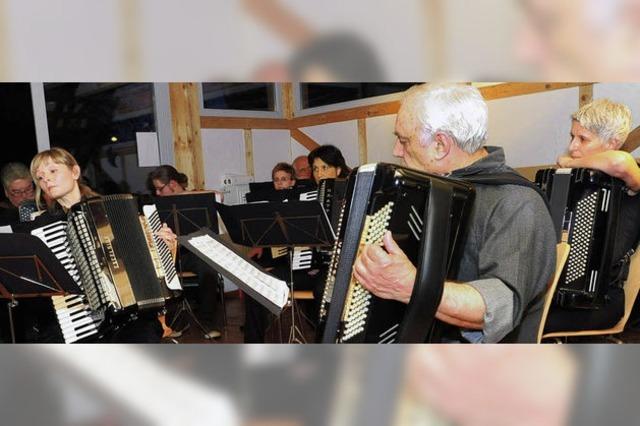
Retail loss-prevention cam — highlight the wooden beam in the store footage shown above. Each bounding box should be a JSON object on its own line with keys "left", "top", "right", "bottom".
{"left": 290, "top": 101, "right": 400, "bottom": 129}
{"left": 357, "top": 119, "right": 368, "bottom": 164}
{"left": 290, "top": 128, "right": 320, "bottom": 151}
{"left": 200, "top": 83, "right": 591, "bottom": 132}
{"left": 426, "top": 0, "right": 447, "bottom": 77}
{"left": 579, "top": 84, "right": 593, "bottom": 108}
{"left": 244, "top": 129, "right": 255, "bottom": 177}
{"left": 200, "top": 116, "right": 290, "bottom": 130}
{"left": 479, "top": 83, "right": 591, "bottom": 101}
{"left": 622, "top": 126, "right": 640, "bottom": 153}
{"left": 280, "top": 83, "right": 295, "bottom": 120}
{"left": 169, "top": 83, "right": 205, "bottom": 190}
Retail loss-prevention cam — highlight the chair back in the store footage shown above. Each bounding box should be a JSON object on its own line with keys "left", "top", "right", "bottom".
{"left": 537, "top": 242, "right": 571, "bottom": 343}
{"left": 541, "top": 244, "right": 640, "bottom": 341}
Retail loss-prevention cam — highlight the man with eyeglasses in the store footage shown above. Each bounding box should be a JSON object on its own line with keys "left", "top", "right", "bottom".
{"left": 0, "top": 162, "right": 35, "bottom": 225}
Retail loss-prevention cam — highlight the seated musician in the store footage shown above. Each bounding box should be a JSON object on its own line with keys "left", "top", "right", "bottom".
{"left": 27, "top": 147, "right": 177, "bottom": 343}
{"left": 292, "top": 155, "right": 312, "bottom": 180}
{"left": 546, "top": 99, "right": 640, "bottom": 332}
{"left": 244, "top": 158, "right": 341, "bottom": 342}
{"left": 245, "top": 162, "right": 297, "bottom": 342}
{"left": 149, "top": 164, "right": 222, "bottom": 340}
{"left": 353, "top": 83, "right": 557, "bottom": 343}
{"left": 307, "top": 145, "right": 350, "bottom": 185}
{"left": 0, "top": 162, "right": 35, "bottom": 225}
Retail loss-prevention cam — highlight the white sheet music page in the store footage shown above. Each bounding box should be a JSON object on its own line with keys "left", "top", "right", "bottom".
{"left": 188, "top": 234, "right": 289, "bottom": 309}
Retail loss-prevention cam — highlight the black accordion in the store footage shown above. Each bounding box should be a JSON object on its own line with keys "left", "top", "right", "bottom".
{"left": 535, "top": 168, "right": 624, "bottom": 308}
{"left": 32, "top": 195, "right": 178, "bottom": 342}
{"left": 317, "top": 177, "right": 348, "bottom": 233}
{"left": 319, "top": 163, "right": 474, "bottom": 343}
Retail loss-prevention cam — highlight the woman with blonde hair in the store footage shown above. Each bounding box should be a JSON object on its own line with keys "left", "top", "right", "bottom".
{"left": 30, "top": 147, "right": 177, "bottom": 343}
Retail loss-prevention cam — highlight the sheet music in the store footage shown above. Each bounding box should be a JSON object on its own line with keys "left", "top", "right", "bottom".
{"left": 188, "top": 234, "right": 289, "bottom": 309}
{"left": 0, "top": 225, "right": 12, "bottom": 233}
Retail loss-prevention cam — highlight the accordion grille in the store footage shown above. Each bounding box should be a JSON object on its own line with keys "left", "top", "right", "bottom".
{"left": 340, "top": 202, "right": 394, "bottom": 342}
{"left": 565, "top": 190, "right": 599, "bottom": 285}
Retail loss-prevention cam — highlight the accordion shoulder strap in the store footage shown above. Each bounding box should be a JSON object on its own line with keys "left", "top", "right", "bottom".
{"left": 461, "top": 171, "right": 552, "bottom": 214}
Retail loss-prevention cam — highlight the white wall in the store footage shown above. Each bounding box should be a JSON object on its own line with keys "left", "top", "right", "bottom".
{"left": 593, "top": 83, "right": 640, "bottom": 156}
{"left": 301, "top": 121, "right": 359, "bottom": 169}
{"left": 251, "top": 129, "right": 292, "bottom": 182}
{"left": 201, "top": 129, "right": 247, "bottom": 190}
{"left": 366, "top": 114, "right": 397, "bottom": 165}
{"left": 487, "top": 87, "right": 579, "bottom": 167}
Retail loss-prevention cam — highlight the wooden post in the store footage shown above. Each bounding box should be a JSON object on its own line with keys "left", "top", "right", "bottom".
{"left": 357, "top": 119, "right": 368, "bottom": 164}
{"left": 579, "top": 84, "right": 593, "bottom": 108}
{"left": 169, "top": 83, "right": 205, "bottom": 190}
{"left": 280, "top": 83, "right": 295, "bottom": 120}
{"left": 622, "top": 126, "right": 640, "bottom": 153}
{"left": 119, "top": 0, "right": 142, "bottom": 80}
{"left": 244, "top": 129, "right": 255, "bottom": 177}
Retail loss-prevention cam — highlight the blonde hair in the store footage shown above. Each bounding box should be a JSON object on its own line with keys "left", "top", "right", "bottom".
{"left": 30, "top": 147, "right": 97, "bottom": 210}
{"left": 572, "top": 99, "right": 632, "bottom": 145}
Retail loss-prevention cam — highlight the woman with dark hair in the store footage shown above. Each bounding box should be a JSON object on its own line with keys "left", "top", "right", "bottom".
{"left": 148, "top": 165, "right": 189, "bottom": 195}
{"left": 307, "top": 145, "right": 350, "bottom": 185}
{"left": 147, "top": 164, "right": 223, "bottom": 340}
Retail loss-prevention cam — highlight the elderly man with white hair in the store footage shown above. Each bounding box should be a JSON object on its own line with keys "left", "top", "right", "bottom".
{"left": 354, "top": 83, "right": 556, "bottom": 343}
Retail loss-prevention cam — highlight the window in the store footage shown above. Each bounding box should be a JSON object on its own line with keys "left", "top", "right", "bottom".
{"left": 201, "top": 83, "right": 276, "bottom": 111}
{"left": 0, "top": 83, "right": 38, "bottom": 206}
{"left": 43, "top": 83, "right": 158, "bottom": 194}
{"left": 299, "top": 83, "right": 416, "bottom": 109}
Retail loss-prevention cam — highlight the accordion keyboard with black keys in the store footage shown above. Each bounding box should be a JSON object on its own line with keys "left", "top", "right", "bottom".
{"left": 535, "top": 168, "right": 624, "bottom": 308}
{"left": 32, "top": 196, "right": 178, "bottom": 342}
{"left": 320, "top": 163, "right": 474, "bottom": 343}
{"left": 31, "top": 220, "right": 103, "bottom": 343}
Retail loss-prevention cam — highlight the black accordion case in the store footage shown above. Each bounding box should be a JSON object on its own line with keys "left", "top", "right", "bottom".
{"left": 320, "top": 162, "right": 474, "bottom": 343}
{"left": 535, "top": 167, "right": 625, "bottom": 309}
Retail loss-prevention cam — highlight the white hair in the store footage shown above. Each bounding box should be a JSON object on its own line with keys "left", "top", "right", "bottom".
{"left": 572, "top": 98, "right": 631, "bottom": 144}
{"left": 400, "top": 83, "right": 488, "bottom": 154}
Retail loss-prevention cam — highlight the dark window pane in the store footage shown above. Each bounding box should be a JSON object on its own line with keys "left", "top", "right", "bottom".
{"left": 300, "top": 83, "right": 416, "bottom": 109}
{"left": 43, "top": 83, "right": 157, "bottom": 195}
{"left": 202, "top": 83, "right": 275, "bottom": 111}
{"left": 0, "top": 83, "right": 38, "bottom": 206}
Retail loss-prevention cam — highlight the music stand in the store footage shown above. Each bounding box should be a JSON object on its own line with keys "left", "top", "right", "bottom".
{"left": 217, "top": 200, "right": 334, "bottom": 343}
{"left": 0, "top": 234, "right": 80, "bottom": 343}
{"left": 153, "top": 191, "right": 221, "bottom": 337}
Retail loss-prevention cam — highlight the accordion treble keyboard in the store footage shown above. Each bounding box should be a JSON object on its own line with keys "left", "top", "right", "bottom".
{"left": 31, "top": 221, "right": 103, "bottom": 343}
{"left": 142, "top": 204, "right": 181, "bottom": 291}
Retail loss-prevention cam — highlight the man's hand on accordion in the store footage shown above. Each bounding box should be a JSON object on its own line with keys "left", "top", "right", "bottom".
{"left": 156, "top": 223, "right": 178, "bottom": 261}
{"left": 353, "top": 231, "right": 416, "bottom": 304}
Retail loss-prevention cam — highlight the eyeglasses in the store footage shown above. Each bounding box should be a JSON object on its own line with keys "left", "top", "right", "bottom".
{"left": 8, "top": 186, "right": 34, "bottom": 197}
{"left": 155, "top": 182, "right": 169, "bottom": 194}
